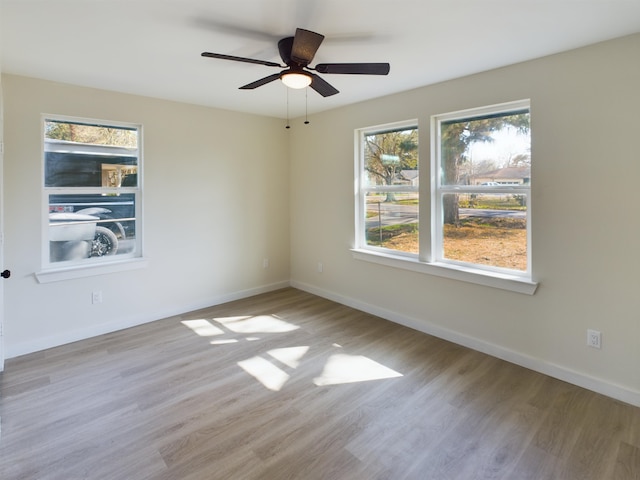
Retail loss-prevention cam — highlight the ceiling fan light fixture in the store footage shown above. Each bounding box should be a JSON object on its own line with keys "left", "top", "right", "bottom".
{"left": 281, "top": 71, "right": 312, "bottom": 89}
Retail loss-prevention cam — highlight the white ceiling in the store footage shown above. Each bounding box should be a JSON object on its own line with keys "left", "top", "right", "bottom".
{"left": 2, "top": 0, "right": 640, "bottom": 119}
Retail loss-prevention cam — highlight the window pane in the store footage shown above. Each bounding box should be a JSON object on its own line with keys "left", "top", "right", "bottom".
{"left": 45, "top": 120, "right": 138, "bottom": 188}
{"left": 440, "top": 111, "right": 530, "bottom": 187}
{"left": 442, "top": 193, "right": 527, "bottom": 271}
{"left": 45, "top": 149, "right": 138, "bottom": 188}
{"left": 49, "top": 193, "right": 136, "bottom": 263}
{"left": 365, "top": 193, "right": 418, "bottom": 254}
{"left": 364, "top": 128, "right": 418, "bottom": 188}
{"left": 44, "top": 120, "right": 137, "bottom": 147}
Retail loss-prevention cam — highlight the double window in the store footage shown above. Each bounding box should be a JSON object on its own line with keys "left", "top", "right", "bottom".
{"left": 355, "top": 100, "right": 532, "bottom": 288}
{"left": 43, "top": 116, "right": 142, "bottom": 269}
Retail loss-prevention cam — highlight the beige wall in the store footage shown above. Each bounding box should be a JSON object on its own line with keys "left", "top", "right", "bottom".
{"left": 289, "top": 34, "right": 640, "bottom": 405}
{"left": 2, "top": 75, "right": 290, "bottom": 355}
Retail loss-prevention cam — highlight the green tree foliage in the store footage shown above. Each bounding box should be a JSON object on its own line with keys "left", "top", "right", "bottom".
{"left": 45, "top": 120, "right": 137, "bottom": 148}
{"left": 365, "top": 128, "right": 418, "bottom": 202}
{"left": 441, "top": 113, "right": 529, "bottom": 224}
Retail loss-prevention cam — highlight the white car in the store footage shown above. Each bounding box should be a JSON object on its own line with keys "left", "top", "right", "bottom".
{"left": 49, "top": 210, "right": 119, "bottom": 261}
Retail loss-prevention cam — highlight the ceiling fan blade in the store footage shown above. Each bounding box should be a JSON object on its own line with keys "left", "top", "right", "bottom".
{"left": 314, "top": 63, "right": 390, "bottom": 75}
{"left": 201, "top": 52, "right": 282, "bottom": 68}
{"left": 239, "top": 73, "right": 282, "bottom": 90}
{"left": 310, "top": 74, "right": 339, "bottom": 97}
{"left": 291, "top": 28, "right": 325, "bottom": 66}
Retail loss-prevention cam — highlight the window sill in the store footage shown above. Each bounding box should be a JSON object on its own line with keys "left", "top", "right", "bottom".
{"left": 351, "top": 249, "right": 538, "bottom": 295}
{"left": 35, "top": 258, "right": 149, "bottom": 284}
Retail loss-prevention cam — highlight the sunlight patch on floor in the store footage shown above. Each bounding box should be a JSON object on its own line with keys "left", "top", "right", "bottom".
{"left": 267, "top": 346, "right": 309, "bottom": 369}
{"left": 313, "top": 354, "right": 403, "bottom": 386}
{"left": 181, "top": 319, "right": 225, "bottom": 337}
{"left": 184, "top": 316, "right": 401, "bottom": 390}
{"left": 181, "top": 315, "right": 299, "bottom": 345}
{"left": 238, "top": 356, "right": 290, "bottom": 391}
{"left": 214, "top": 315, "right": 300, "bottom": 334}
{"left": 237, "top": 346, "right": 309, "bottom": 391}
{"left": 209, "top": 339, "right": 239, "bottom": 345}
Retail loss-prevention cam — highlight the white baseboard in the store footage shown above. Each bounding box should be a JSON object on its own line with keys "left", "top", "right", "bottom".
{"left": 6, "top": 280, "right": 290, "bottom": 359}
{"left": 291, "top": 280, "right": 640, "bottom": 408}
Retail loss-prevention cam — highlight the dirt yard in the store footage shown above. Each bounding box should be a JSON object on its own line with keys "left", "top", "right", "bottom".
{"left": 373, "top": 217, "right": 527, "bottom": 271}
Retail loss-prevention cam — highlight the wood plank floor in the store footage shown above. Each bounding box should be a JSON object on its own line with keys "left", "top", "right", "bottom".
{"left": 1, "top": 287, "right": 639, "bottom": 479}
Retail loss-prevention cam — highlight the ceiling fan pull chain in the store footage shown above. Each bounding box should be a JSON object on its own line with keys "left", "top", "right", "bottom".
{"left": 304, "top": 88, "right": 310, "bottom": 125}
{"left": 285, "top": 88, "right": 291, "bottom": 129}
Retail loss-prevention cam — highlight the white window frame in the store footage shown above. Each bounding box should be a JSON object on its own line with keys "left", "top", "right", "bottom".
{"left": 352, "top": 101, "right": 537, "bottom": 295}
{"left": 36, "top": 114, "right": 147, "bottom": 283}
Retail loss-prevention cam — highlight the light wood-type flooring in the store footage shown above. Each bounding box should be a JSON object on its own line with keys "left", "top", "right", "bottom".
{"left": 1, "top": 288, "right": 639, "bottom": 479}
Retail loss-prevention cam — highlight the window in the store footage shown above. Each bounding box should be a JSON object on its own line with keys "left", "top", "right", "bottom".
{"left": 356, "top": 121, "right": 419, "bottom": 257}
{"left": 42, "top": 116, "right": 142, "bottom": 270}
{"left": 435, "top": 101, "right": 530, "bottom": 275}
{"left": 355, "top": 101, "right": 534, "bottom": 292}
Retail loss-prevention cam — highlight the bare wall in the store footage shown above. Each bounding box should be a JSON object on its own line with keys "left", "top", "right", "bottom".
{"left": 2, "top": 75, "right": 290, "bottom": 357}
{"left": 289, "top": 34, "right": 640, "bottom": 405}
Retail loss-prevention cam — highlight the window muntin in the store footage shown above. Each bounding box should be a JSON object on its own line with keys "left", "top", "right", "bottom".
{"left": 358, "top": 123, "right": 418, "bottom": 256}
{"left": 43, "top": 117, "right": 142, "bottom": 268}
{"left": 435, "top": 101, "right": 531, "bottom": 275}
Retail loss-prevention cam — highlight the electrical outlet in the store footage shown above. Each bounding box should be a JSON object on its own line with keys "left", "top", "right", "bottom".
{"left": 263, "top": 258, "right": 269, "bottom": 269}
{"left": 587, "top": 329, "right": 601, "bottom": 349}
{"left": 92, "top": 291, "right": 103, "bottom": 304}
{"left": 317, "top": 262, "right": 323, "bottom": 273}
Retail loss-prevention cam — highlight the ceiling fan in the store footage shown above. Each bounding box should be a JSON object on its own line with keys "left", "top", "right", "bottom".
{"left": 201, "top": 28, "right": 390, "bottom": 97}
